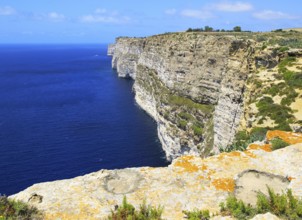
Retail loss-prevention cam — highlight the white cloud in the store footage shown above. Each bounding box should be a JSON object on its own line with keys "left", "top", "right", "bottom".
{"left": 253, "top": 10, "right": 299, "bottom": 20}
{"left": 165, "top": 9, "right": 177, "bottom": 15}
{"left": 181, "top": 9, "right": 213, "bottom": 20}
{"left": 212, "top": 1, "right": 253, "bottom": 12}
{"left": 47, "top": 12, "right": 65, "bottom": 22}
{"left": 0, "top": 6, "right": 16, "bottom": 15}
{"left": 95, "top": 8, "right": 107, "bottom": 14}
{"left": 80, "top": 9, "right": 130, "bottom": 24}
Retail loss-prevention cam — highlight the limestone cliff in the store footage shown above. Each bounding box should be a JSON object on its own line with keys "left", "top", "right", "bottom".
{"left": 109, "top": 32, "right": 302, "bottom": 160}
{"left": 110, "top": 33, "right": 254, "bottom": 159}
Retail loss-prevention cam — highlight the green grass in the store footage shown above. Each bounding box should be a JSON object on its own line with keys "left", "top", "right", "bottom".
{"left": 192, "top": 124, "right": 203, "bottom": 136}
{"left": 178, "top": 120, "right": 188, "bottom": 130}
{"left": 271, "top": 137, "right": 290, "bottom": 150}
{"left": 0, "top": 196, "right": 43, "bottom": 220}
{"left": 220, "top": 188, "right": 302, "bottom": 220}
{"left": 178, "top": 112, "right": 194, "bottom": 121}
{"left": 168, "top": 95, "right": 213, "bottom": 114}
{"left": 183, "top": 209, "right": 210, "bottom": 220}
{"left": 108, "top": 197, "right": 164, "bottom": 220}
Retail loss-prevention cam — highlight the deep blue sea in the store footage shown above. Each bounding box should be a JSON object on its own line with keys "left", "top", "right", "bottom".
{"left": 0, "top": 44, "right": 169, "bottom": 195}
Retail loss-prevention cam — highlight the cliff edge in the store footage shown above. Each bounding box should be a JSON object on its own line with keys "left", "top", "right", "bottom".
{"left": 109, "top": 32, "right": 302, "bottom": 160}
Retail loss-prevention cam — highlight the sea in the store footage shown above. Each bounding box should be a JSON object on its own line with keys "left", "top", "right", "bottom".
{"left": 0, "top": 44, "right": 169, "bottom": 196}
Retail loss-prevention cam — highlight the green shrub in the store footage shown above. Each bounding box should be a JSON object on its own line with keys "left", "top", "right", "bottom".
{"left": 220, "top": 188, "right": 302, "bottom": 220}
{"left": 178, "top": 112, "right": 194, "bottom": 121}
{"left": 220, "top": 196, "right": 256, "bottom": 220}
{"left": 183, "top": 209, "right": 210, "bottom": 220}
{"left": 278, "top": 46, "right": 290, "bottom": 52}
{"left": 108, "top": 197, "right": 164, "bottom": 220}
{"left": 0, "top": 196, "right": 43, "bottom": 220}
{"left": 271, "top": 137, "right": 290, "bottom": 150}
{"left": 250, "top": 127, "right": 268, "bottom": 141}
{"left": 178, "top": 120, "right": 187, "bottom": 130}
{"left": 221, "top": 127, "right": 268, "bottom": 153}
{"left": 192, "top": 125, "right": 203, "bottom": 136}
{"left": 256, "top": 96, "right": 293, "bottom": 130}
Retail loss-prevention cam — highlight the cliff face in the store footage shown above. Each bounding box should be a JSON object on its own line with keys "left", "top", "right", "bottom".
{"left": 110, "top": 33, "right": 255, "bottom": 159}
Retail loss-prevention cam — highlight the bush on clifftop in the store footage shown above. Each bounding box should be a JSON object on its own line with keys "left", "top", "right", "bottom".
{"left": 108, "top": 196, "right": 164, "bottom": 220}
{"left": 0, "top": 196, "right": 43, "bottom": 220}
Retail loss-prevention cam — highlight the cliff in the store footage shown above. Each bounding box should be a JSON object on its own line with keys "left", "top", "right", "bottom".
{"left": 110, "top": 32, "right": 302, "bottom": 160}
{"left": 10, "top": 131, "right": 302, "bottom": 219}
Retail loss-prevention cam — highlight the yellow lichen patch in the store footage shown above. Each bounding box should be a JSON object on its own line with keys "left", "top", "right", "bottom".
{"left": 217, "top": 151, "right": 241, "bottom": 160}
{"left": 212, "top": 178, "right": 235, "bottom": 192}
{"left": 248, "top": 143, "right": 272, "bottom": 152}
{"left": 243, "top": 151, "right": 257, "bottom": 158}
{"left": 174, "top": 156, "right": 199, "bottom": 173}
{"left": 201, "top": 164, "right": 208, "bottom": 171}
{"left": 267, "top": 130, "right": 302, "bottom": 145}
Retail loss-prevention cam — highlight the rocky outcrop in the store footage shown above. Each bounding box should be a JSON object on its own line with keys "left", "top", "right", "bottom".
{"left": 107, "top": 44, "right": 115, "bottom": 56}
{"left": 10, "top": 137, "right": 302, "bottom": 219}
{"left": 109, "top": 33, "right": 256, "bottom": 158}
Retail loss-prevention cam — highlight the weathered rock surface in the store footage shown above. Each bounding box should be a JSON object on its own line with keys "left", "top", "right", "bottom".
{"left": 110, "top": 33, "right": 256, "bottom": 159}
{"left": 10, "top": 141, "right": 302, "bottom": 220}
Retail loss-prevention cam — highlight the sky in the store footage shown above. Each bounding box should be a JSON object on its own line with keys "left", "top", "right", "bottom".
{"left": 0, "top": 0, "right": 301, "bottom": 44}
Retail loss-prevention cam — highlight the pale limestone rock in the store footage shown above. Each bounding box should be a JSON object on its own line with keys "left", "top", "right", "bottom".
{"left": 250, "top": 212, "right": 281, "bottom": 220}
{"left": 109, "top": 33, "right": 256, "bottom": 159}
{"left": 10, "top": 144, "right": 302, "bottom": 220}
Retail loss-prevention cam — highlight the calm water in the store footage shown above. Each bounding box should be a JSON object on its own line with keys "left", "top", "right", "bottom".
{"left": 0, "top": 44, "right": 169, "bottom": 195}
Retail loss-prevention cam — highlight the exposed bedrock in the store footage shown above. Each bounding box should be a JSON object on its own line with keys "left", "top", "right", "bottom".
{"left": 109, "top": 33, "right": 256, "bottom": 159}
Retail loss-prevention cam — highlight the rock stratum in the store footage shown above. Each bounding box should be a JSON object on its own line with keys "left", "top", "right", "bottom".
{"left": 109, "top": 32, "right": 302, "bottom": 160}
{"left": 10, "top": 131, "right": 302, "bottom": 219}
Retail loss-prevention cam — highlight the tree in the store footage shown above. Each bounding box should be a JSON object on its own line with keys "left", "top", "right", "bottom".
{"left": 233, "top": 26, "right": 242, "bottom": 32}
{"left": 204, "top": 26, "right": 213, "bottom": 32}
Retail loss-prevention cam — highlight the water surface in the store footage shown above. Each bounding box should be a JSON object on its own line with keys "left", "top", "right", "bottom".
{"left": 0, "top": 44, "right": 168, "bottom": 195}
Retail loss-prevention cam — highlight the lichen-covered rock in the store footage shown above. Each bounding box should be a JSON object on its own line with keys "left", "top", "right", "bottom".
{"left": 10, "top": 143, "right": 302, "bottom": 220}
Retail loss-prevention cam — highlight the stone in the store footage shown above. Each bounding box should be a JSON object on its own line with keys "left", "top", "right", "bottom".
{"left": 10, "top": 143, "right": 302, "bottom": 220}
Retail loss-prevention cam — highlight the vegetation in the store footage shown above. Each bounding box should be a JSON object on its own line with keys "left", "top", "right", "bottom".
{"left": 183, "top": 209, "right": 210, "bottom": 220}
{"left": 0, "top": 195, "right": 43, "bottom": 220}
{"left": 271, "top": 137, "right": 290, "bottom": 150}
{"left": 256, "top": 96, "right": 293, "bottom": 131}
{"left": 186, "top": 26, "right": 244, "bottom": 33}
{"left": 192, "top": 124, "right": 203, "bottom": 136}
{"left": 233, "top": 26, "right": 242, "bottom": 32}
{"left": 108, "top": 197, "right": 164, "bottom": 220}
{"left": 220, "top": 188, "right": 302, "bottom": 220}
{"left": 220, "top": 127, "right": 268, "bottom": 152}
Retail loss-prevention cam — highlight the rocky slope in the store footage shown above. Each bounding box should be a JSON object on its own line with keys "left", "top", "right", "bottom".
{"left": 10, "top": 131, "right": 302, "bottom": 219}
{"left": 109, "top": 32, "right": 302, "bottom": 160}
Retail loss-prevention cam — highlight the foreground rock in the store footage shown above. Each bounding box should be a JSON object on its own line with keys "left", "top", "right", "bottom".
{"left": 10, "top": 142, "right": 302, "bottom": 219}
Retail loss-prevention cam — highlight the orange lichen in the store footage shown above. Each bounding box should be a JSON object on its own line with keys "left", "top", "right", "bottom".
{"left": 248, "top": 144, "right": 272, "bottom": 152}
{"left": 201, "top": 164, "right": 208, "bottom": 171}
{"left": 217, "top": 151, "right": 241, "bottom": 160}
{"left": 267, "top": 130, "right": 302, "bottom": 145}
{"left": 212, "top": 178, "right": 235, "bottom": 192}
{"left": 287, "top": 176, "right": 295, "bottom": 181}
{"left": 244, "top": 151, "right": 257, "bottom": 158}
{"left": 174, "top": 156, "right": 199, "bottom": 173}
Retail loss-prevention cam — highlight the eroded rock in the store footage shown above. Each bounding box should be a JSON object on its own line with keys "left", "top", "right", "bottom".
{"left": 235, "top": 170, "right": 289, "bottom": 205}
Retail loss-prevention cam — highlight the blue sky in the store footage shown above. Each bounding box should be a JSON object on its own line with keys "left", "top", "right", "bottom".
{"left": 0, "top": 0, "right": 301, "bottom": 43}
